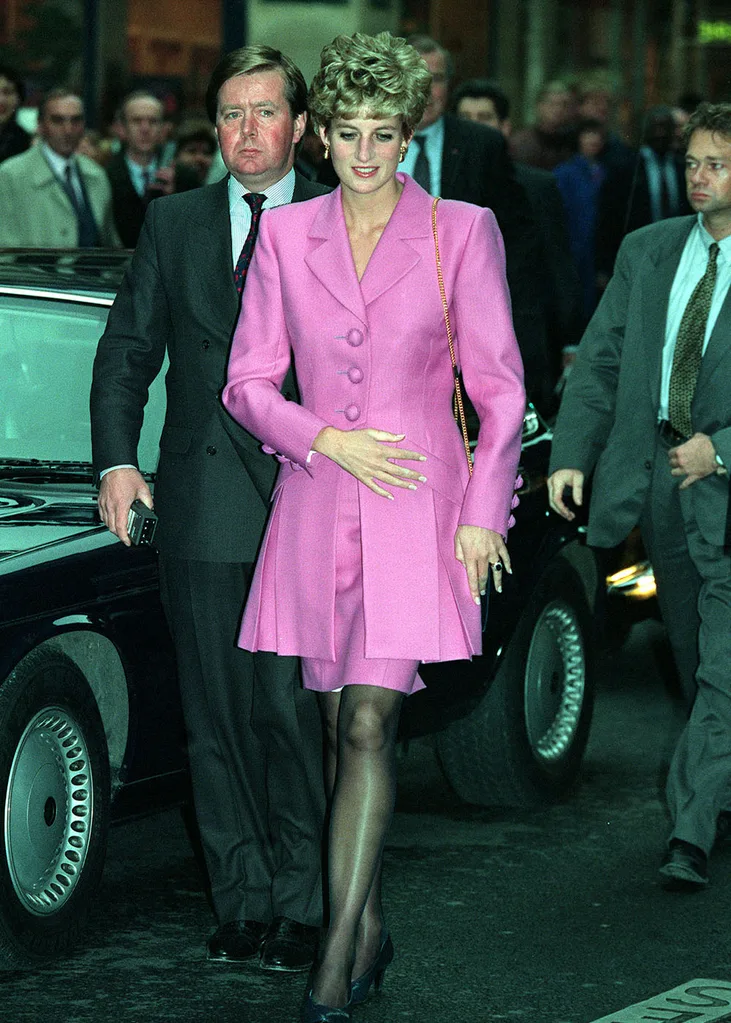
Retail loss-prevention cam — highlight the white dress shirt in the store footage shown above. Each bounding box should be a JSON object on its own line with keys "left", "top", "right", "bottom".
{"left": 659, "top": 215, "right": 731, "bottom": 420}
{"left": 228, "top": 167, "right": 296, "bottom": 266}
{"left": 124, "top": 155, "right": 159, "bottom": 197}
{"left": 41, "top": 142, "right": 84, "bottom": 204}
{"left": 399, "top": 117, "right": 444, "bottom": 198}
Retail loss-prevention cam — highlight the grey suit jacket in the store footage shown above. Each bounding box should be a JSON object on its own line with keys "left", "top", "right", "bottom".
{"left": 0, "top": 145, "right": 120, "bottom": 247}
{"left": 90, "top": 173, "right": 329, "bottom": 561}
{"left": 549, "top": 215, "right": 731, "bottom": 548}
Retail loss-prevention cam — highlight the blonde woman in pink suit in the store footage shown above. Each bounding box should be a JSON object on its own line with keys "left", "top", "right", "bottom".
{"left": 222, "top": 32, "right": 525, "bottom": 1022}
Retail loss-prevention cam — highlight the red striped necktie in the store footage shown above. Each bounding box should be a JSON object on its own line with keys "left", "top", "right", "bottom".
{"left": 234, "top": 192, "right": 266, "bottom": 296}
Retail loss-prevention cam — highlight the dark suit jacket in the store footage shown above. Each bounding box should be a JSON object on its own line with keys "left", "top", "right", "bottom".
{"left": 549, "top": 216, "right": 731, "bottom": 550}
{"left": 106, "top": 151, "right": 200, "bottom": 248}
{"left": 90, "top": 172, "right": 329, "bottom": 561}
{"left": 438, "top": 115, "right": 549, "bottom": 402}
{"left": 596, "top": 151, "right": 692, "bottom": 277}
{"left": 0, "top": 119, "right": 30, "bottom": 165}
{"left": 516, "top": 162, "right": 583, "bottom": 363}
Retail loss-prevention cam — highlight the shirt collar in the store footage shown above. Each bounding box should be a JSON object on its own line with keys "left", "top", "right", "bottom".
{"left": 415, "top": 117, "right": 444, "bottom": 147}
{"left": 696, "top": 213, "right": 731, "bottom": 262}
{"left": 227, "top": 167, "right": 296, "bottom": 213}
{"left": 41, "top": 142, "right": 74, "bottom": 179}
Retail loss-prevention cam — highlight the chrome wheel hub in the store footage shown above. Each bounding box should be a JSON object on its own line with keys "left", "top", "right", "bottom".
{"left": 524, "top": 601, "right": 586, "bottom": 764}
{"left": 4, "top": 707, "right": 93, "bottom": 915}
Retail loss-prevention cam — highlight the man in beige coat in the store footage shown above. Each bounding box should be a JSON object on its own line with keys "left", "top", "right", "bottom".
{"left": 0, "top": 89, "right": 119, "bottom": 248}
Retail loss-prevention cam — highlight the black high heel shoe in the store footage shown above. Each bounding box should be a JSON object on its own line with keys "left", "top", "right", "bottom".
{"left": 350, "top": 933, "right": 394, "bottom": 1005}
{"left": 301, "top": 990, "right": 353, "bottom": 1022}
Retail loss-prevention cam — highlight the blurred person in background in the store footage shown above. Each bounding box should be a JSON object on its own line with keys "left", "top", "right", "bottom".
{"left": 597, "top": 105, "right": 692, "bottom": 280}
{"left": 554, "top": 118, "right": 608, "bottom": 323}
{"left": 173, "top": 117, "right": 217, "bottom": 186}
{"left": 453, "top": 78, "right": 582, "bottom": 383}
{"left": 404, "top": 34, "right": 549, "bottom": 409}
{"left": 0, "top": 64, "right": 30, "bottom": 164}
{"left": 0, "top": 88, "right": 119, "bottom": 247}
{"left": 510, "top": 79, "right": 577, "bottom": 170}
{"left": 106, "top": 90, "right": 198, "bottom": 248}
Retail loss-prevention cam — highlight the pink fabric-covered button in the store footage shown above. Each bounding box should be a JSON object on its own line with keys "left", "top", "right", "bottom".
{"left": 344, "top": 404, "right": 361, "bottom": 422}
{"left": 347, "top": 366, "right": 364, "bottom": 383}
{"left": 346, "top": 328, "right": 364, "bottom": 347}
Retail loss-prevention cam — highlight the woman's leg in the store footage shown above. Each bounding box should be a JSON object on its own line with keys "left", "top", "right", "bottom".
{"left": 312, "top": 684, "right": 403, "bottom": 1008}
{"left": 319, "top": 692, "right": 387, "bottom": 982}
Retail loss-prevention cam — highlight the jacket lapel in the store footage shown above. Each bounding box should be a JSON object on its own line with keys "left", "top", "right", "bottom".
{"left": 641, "top": 218, "right": 695, "bottom": 410}
{"left": 439, "top": 116, "right": 462, "bottom": 198}
{"left": 697, "top": 277, "right": 731, "bottom": 384}
{"left": 194, "top": 177, "right": 238, "bottom": 314}
{"left": 359, "top": 176, "right": 430, "bottom": 307}
{"left": 305, "top": 188, "right": 367, "bottom": 323}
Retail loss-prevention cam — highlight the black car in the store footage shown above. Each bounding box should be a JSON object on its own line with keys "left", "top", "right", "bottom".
{"left": 0, "top": 251, "right": 598, "bottom": 969}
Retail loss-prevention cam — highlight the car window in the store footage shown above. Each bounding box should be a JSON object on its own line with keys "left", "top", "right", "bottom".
{"left": 0, "top": 296, "right": 166, "bottom": 473}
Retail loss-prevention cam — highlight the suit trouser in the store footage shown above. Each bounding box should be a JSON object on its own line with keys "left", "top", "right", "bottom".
{"left": 640, "top": 434, "right": 731, "bottom": 854}
{"left": 159, "top": 555, "right": 325, "bottom": 927}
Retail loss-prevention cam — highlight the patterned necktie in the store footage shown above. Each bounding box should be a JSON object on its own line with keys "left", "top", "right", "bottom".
{"left": 667, "top": 242, "right": 719, "bottom": 438}
{"left": 411, "top": 135, "right": 431, "bottom": 192}
{"left": 234, "top": 192, "right": 266, "bottom": 296}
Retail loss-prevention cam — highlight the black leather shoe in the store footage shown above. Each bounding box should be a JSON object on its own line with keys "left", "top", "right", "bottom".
{"left": 206, "top": 920, "right": 268, "bottom": 963}
{"left": 659, "top": 839, "right": 709, "bottom": 890}
{"left": 260, "top": 916, "right": 320, "bottom": 972}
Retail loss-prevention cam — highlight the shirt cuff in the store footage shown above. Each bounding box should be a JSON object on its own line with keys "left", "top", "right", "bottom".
{"left": 99, "top": 464, "right": 136, "bottom": 479}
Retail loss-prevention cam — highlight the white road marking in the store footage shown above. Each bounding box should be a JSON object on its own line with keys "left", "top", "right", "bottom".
{"left": 589, "top": 979, "right": 731, "bottom": 1022}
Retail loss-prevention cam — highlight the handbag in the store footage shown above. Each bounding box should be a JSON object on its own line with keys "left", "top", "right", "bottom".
{"left": 431, "top": 196, "right": 473, "bottom": 476}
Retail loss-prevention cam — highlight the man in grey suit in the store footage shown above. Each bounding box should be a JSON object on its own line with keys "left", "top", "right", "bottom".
{"left": 547, "top": 102, "right": 731, "bottom": 890}
{"left": 91, "top": 47, "right": 326, "bottom": 970}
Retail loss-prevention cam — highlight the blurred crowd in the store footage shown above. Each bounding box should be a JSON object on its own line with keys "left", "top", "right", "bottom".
{"left": 0, "top": 54, "right": 711, "bottom": 399}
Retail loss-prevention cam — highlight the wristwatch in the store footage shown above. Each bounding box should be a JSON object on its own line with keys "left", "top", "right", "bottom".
{"left": 715, "top": 451, "right": 728, "bottom": 476}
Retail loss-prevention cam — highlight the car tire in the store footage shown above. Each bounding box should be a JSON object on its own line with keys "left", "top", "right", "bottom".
{"left": 436, "top": 558, "right": 595, "bottom": 808}
{"left": 0, "top": 647, "right": 110, "bottom": 968}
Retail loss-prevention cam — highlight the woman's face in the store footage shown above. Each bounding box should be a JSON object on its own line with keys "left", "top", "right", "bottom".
{"left": 0, "top": 76, "right": 20, "bottom": 127}
{"left": 321, "top": 112, "right": 408, "bottom": 197}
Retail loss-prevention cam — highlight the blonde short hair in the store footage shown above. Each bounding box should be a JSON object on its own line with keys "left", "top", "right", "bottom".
{"left": 308, "top": 32, "right": 431, "bottom": 136}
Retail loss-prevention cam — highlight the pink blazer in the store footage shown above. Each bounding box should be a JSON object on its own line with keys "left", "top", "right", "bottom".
{"left": 222, "top": 175, "right": 525, "bottom": 662}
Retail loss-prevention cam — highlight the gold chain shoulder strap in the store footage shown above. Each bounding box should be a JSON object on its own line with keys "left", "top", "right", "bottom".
{"left": 431, "top": 196, "right": 473, "bottom": 476}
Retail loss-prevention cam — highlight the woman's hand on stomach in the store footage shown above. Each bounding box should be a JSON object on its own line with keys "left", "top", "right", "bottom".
{"left": 312, "top": 426, "right": 427, "bottom": 500}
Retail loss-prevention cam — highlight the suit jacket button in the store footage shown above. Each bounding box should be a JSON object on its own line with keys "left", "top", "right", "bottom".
{"left": 207, "top": 445, "right": 217, "bottom": 455}
{"left": 345, "top": 328, "right": 364, "bottom": 347}
{"left": 202, "top": 339, "right": 210, "bottom": 350}
{"left": 645, "top": 460, "right": 652, "bottom": 470}
{"left": 347, "top": 366, "right": 364, "bottom": 383}
{"left": 344, "top": 405, "right": 360, "bottom": 422}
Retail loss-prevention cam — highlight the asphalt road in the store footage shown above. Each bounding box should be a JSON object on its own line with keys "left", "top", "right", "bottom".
{"left": 3, "top": 619, "right": 731, "bottom": 1023}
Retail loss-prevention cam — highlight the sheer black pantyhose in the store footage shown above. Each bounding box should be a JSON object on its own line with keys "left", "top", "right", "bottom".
{"left": 314, "top": 684, "right": 404, "bottom": 1008}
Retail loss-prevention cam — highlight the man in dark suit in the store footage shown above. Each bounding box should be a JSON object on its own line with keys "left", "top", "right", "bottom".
{"left": 404, "top": 35, "right": 549, "bottom": 408}
{"left": 597, "top": 105, "right": 693, "bottom": 279}
{"left": 91, "top": 46, "right": 327, "bottom": 972}
{"left": 106, "top": 90, "right": 199, "bottom": 248}
{"left": 452, "top": 78, "right": 584, "bottom": 381}
{"left": 547, "top": 103, "right": 731, "bottom": 891}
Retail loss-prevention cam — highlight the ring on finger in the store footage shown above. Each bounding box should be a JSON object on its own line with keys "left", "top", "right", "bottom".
{"left": 491, "top": 562, "right": 503, "bottom": 572}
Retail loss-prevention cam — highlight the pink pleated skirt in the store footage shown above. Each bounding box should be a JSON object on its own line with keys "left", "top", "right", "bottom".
{"left": 301, "top": 474, "right": 424, "bottom": 696}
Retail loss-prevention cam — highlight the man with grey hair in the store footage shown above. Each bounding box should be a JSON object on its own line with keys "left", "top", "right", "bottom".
{"left": 91, "top": 47, "right": 328, "bottom": 971}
